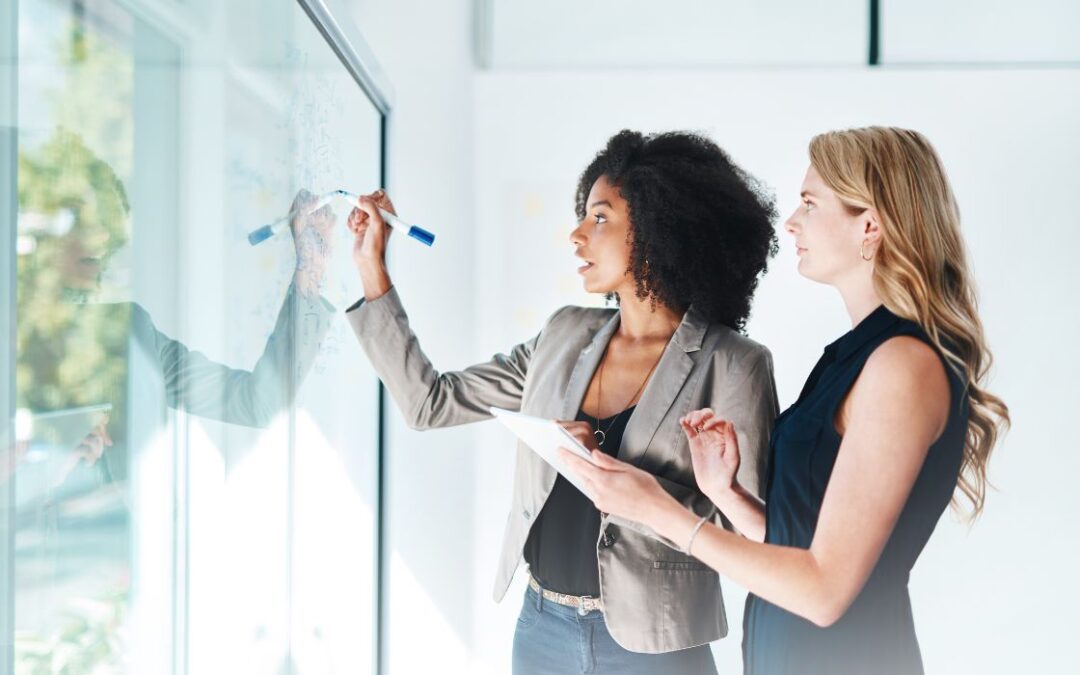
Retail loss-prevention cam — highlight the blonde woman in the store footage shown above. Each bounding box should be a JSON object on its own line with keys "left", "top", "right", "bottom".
{"left": 562, "top": 127, "right": 1010, "bottom": 674}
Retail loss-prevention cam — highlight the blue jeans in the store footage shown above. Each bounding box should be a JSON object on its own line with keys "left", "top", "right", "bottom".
{"left": 512, "top": 586, "right": 719, "bottom": 675}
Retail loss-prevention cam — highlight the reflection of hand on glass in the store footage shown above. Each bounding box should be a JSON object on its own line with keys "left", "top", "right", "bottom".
{"left": 6, "top": 406, "right": 113, "bottom": 486}
{"left": 290, "top": 188, "right": 336, "bottom": 298}
{"left": 1, "top": 440, "right": 29, "bottom": 485}
{"left": 51, "top": 413, "right": 113, "bottom": 489}
{"left": 75, "top": 414, "right": 113, "bottom": 466}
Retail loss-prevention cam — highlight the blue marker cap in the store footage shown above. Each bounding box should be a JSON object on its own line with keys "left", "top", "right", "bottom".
{"left": 248, "top": 225, "right": 274, "bottom": 246}
{"left": 408, "top": 225, "right": 435, "bottom": 247}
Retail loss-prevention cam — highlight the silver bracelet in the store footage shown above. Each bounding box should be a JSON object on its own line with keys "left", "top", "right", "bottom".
{"left": 683, "top": 515, "right": 710, "bottom": 555}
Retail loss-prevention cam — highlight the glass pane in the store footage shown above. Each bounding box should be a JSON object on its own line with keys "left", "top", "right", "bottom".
{"left": 12, "top": 0, "right": 383, "bottom": 672}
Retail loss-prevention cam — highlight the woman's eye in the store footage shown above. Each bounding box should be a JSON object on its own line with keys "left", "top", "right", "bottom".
{"left": 803, "top": 200, "right": 814, "bottom": 212}
{"left": 595, "top": 214, "right": 607, "bottom": 224}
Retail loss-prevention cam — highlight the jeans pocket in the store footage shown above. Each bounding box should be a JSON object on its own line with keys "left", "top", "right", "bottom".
{"left": 516, "top": 589, "right": 542, "bottom": 630}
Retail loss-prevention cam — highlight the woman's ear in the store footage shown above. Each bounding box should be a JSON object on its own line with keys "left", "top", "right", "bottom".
{"left": 863, "top": 208, "right": 883, "bottom": 247}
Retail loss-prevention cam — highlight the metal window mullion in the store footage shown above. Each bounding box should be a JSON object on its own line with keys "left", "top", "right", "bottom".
{"left": 0, "top": 0, "right": 18, "bottom": 672}
{"left": 296, "top": 0, "right": 394, "bottom": 115}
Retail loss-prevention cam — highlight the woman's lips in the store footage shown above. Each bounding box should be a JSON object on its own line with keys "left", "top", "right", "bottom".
{"left": 577, "top": 261, "right": 594, "bottom": 274}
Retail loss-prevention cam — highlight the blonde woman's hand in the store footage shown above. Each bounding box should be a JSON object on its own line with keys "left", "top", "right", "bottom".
{"left": 557, "top": 447, "right": 674, "bottom": 526}
{"left": 680, "top": 408, "right": 741, "bottom": 502}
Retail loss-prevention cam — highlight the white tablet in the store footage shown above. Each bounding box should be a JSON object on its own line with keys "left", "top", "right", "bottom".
{"left": 28, "top": 403, "right": 113, "bottom": 452}
{"left": 490, "top": 407, "right": 598, "bottom": 496}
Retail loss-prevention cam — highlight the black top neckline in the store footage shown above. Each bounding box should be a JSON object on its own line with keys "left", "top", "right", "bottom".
{"left": 582, "top": 404, "right": 637, "bottom": 424}
{"left": 828, "top": 304, "right": 905, "bottom": 362}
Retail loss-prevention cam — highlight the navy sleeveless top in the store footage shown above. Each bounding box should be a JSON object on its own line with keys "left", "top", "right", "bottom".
{"left": 743, "top": 305, "right": 969, "bottom": 675}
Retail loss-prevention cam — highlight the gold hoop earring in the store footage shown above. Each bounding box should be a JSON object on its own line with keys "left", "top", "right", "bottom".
{"left": 860, "top": 241, "right": 874, "bottom": 261}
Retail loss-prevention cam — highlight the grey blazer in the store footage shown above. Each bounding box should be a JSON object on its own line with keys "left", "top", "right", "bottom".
{"left": 346, "top": 287, "right": 778, "bottom": 653}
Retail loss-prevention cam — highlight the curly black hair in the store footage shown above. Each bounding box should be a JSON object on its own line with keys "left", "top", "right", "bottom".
{"left": 575, "top": 129, "right": 779, "bottom": 332}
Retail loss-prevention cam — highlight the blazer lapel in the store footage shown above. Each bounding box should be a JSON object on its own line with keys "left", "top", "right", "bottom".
{"left": 618, "top": 305, "right": 708, "bottom": 467}
{"left": 560, "top": 311, "right": 620, "bottom": 420}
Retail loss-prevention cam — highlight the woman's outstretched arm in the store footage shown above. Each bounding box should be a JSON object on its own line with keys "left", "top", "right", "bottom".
{"left": 562, "top": 335, "right": 949, "bottom": 627}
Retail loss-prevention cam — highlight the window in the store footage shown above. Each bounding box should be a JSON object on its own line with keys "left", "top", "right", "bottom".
{"left": 4, "top": 0, "right": 387, "bottom": 672}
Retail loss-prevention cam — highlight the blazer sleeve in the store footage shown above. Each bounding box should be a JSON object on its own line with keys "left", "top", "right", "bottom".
{"left": 722, "top": 346, "right": 780, "bottom": 500}
{"left": 345, "top": 286, "right": 553, "bottom": 431}
{"left": 606, "top": 343, "right": 779, "bottom": 550}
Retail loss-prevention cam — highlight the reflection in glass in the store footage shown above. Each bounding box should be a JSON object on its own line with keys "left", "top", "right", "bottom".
{"left": 10, "top": 0, "right": 384, "bottom": 672}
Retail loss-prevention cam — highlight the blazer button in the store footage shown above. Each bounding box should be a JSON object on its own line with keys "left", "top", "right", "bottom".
{"left": 600, "top": 532, "right": 616, "bottom": 548}
{"left": 522, "top": 509, "right": 531, "bottom": 520}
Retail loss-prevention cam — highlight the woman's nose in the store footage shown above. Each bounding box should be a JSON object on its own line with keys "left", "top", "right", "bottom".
{"left": 569, "top": 220, "right": 587, "bottom": 246}
{"left": 783, "top": 209, "right": 801, "bottom": 236}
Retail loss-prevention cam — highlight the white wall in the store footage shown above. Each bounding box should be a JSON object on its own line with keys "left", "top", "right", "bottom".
{"left": 471, "top": 67, "right": 1080, "bottom": 674}
{"left": 485, "top": 0, "right": 867, "bottom": 68}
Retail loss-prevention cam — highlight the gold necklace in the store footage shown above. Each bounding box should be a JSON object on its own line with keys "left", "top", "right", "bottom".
{"left": 591, "top": 348, "right": 663, "bottom": 447}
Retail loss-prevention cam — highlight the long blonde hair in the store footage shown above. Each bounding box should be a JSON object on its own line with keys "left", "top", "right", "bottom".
{"left": 809, "top": 126, "right": 1010, "bottom": 521}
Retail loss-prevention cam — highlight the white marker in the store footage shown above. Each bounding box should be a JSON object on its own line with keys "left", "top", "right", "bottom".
{"left": 331, "top": 190, "right": 435, "bottom": 247}
{"left": 248, "top": 189, "right": 435, "bottom": 247}
{"left": 247, "top": 192, "right": 337, "bottom": 246}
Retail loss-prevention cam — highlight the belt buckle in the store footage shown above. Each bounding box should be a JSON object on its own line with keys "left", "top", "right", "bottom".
{"left": 577, "top": 596, "right": 599, "bottom": 615}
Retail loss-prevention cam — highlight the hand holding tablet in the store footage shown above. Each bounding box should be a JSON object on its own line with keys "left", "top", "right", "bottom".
{"left": 489, "top": 407, "right": 598, "bottom": 496}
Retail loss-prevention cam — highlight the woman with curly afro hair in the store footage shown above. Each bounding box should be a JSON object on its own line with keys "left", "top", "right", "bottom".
{"left": 574, "top": 129, "right": 778, "bottom": 331}
{"left": 344, "top": 129, "right": 780, "bottom": 674}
